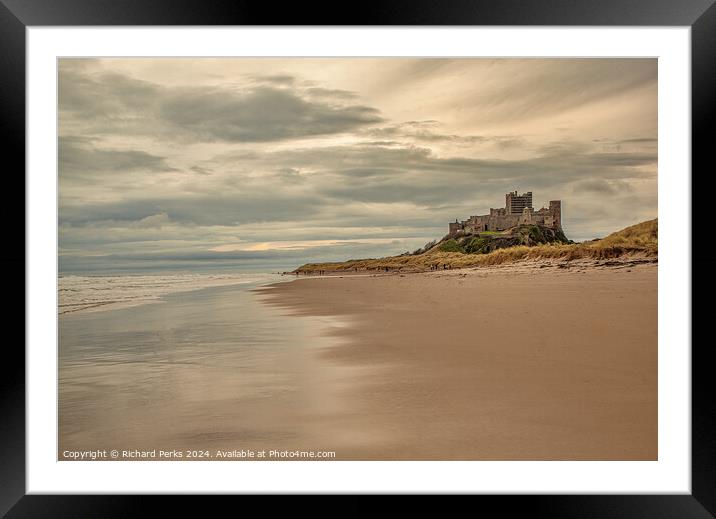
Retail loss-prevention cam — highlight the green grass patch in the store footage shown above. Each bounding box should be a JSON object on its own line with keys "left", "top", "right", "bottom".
{"left": 463, "top": 236, "right": 490, "bottom": 254}
{"left": 438, "top": 239, "right": 464, "bottom": 253}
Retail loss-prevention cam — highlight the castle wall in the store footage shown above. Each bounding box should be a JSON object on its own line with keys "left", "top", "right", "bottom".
{"left": 449, "top": 222, "right": 463, "bottom": 235}
{"left": 549, "top": 200, "right": 562, "bottom": 229}
{"left": 448, "top": 191, "right": 562, "bottom": 236}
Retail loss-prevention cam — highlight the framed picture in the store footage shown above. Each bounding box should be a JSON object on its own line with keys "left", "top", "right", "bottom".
{"left": 4, "top": 0, "right": 712, "bottom": 514}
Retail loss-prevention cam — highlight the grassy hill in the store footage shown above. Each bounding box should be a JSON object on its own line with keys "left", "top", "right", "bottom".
{"left": 295, "top": 219, "right": 657, "bottom": 274}
{"left": 437, "top": 224, "right": 571, "bottom": 254}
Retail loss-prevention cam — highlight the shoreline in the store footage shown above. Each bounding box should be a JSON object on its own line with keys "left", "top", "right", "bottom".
{"left": 259, "top": 262, "right": 658, "bottom": 460}
{"left": 58, "top": 272, "right": 287, "bottom": 317}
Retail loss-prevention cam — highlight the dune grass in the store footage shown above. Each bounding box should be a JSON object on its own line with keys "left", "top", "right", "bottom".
{"left": 295, "top": 219, "right": 657, "bottom": 274}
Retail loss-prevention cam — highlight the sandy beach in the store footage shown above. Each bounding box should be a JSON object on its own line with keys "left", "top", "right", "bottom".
{"left": 258, "top": 261, "right": 657, "bottom": 460}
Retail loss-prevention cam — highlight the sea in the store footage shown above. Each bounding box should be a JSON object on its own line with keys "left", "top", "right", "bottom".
{"left": 58, "top": 272, "right": 280, "bottom": 315}
{"left": 58, "top": 272, "right": 351, "bottom": 459}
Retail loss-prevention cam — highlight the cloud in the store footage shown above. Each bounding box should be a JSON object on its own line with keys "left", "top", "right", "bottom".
{"left": 59, "top": 66, "right": 384, "bottom": 142}
{"left": 190, "top": 165, "right": 213, "bottom": 175}
{"left": 216, "top": 142, "right": 655, "bottom": 204}
{"left": 363, "top": 121, "right": 531, "bottom": 150}
{"left": 305, "top": 87, "right": 359, "bottom": 100}
{"left": 59, "top": 136, "right": 177, "bottom": 176}
{"left": 60, "top": 141, "right": 655, "bottom": 234}
{"left": 59, "top": 68, "right": 158, "bottom": 117}
{"left": 59, "top": 193, "right": 324, "bottom": 227}
{"left": 454, "top": 59, "right": 658, "bottom": 123}
{"left": 251, "top": 74, "right": 296, "bottom": 86}
{"left": 159, "top": 87, "right": 383, "bottom": 142}
{"left": 571, "top": 178, "right": 636, "bottom": 195}
{"left": 210, "top": 237, "right": 403, "bottom": 252}
{"left": 58, "top": 234, "right": 428, "bottom": 273}
{"left": 133, "top": 212, "right": 171, "bottom": 228}
{"left": 365, "top": 122, "right": 486, "bottom": 145}
{"left": 618, "top": 138, "right": 658, "bottom": 144}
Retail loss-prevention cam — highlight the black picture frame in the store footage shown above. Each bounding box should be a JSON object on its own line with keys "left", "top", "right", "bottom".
{"left": 2, "top": 0, "right": 712, "bottom": 514}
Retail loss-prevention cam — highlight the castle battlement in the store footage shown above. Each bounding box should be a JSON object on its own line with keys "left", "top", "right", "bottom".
{"left": 449, "top": 191, "right": 561, "bottom": 236}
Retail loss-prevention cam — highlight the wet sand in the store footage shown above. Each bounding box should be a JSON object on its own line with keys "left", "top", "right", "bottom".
{"left": 259, "top": 262, "right": 657, "bottom": 460}
{"left": 58, "top": 281, "right": 355, "bottom": 460}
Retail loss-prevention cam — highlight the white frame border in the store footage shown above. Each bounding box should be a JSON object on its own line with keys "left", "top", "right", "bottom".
{"left": 27, "top": 26, "right": 690, "bottom": 494}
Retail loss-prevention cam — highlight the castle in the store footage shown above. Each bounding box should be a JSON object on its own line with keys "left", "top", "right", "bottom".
{"left": 449, "top": 191, "right": 562, "bottom": 236}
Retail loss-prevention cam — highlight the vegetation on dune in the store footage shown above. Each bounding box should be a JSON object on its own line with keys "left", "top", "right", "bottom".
{"left": 463, "top": 236, "right": 490, "bottom": 254}
{"left": 294, "top": 219, "right": 657, "bottom": 274}
{"left": 438, "top": 239, "right": 464, "bottom": 253}
{"left": 597, "top": 218, "right": 658, "bottom": 250}
{"left": 436, "top": 224, "right": 571, "bottom": 255}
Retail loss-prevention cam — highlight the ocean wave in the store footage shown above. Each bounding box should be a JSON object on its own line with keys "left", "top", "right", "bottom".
{"left": 58, "top": 272, "right": 280, "bottom": 315}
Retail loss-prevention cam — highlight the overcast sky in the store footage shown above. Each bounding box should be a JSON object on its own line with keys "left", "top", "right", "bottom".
{"left": 59, "top": 58, "right": 657, "bottom": 273}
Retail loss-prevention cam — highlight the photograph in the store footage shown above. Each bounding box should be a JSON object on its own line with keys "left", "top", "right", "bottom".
{"left": 58, "top": 57, "right": 658, "bottom": 462}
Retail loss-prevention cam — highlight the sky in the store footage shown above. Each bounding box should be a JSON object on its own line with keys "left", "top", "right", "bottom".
{"left": 58, "top": 58, "right": 657, "bottom": 273}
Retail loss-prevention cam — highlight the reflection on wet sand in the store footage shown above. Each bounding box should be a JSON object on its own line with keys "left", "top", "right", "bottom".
{"left": 59, "top": 282, "right": 357, "bottom": 459}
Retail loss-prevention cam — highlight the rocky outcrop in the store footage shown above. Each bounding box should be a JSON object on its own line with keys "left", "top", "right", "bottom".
{"left": 437, "top": 224, "right": 571, "bottom": 255}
